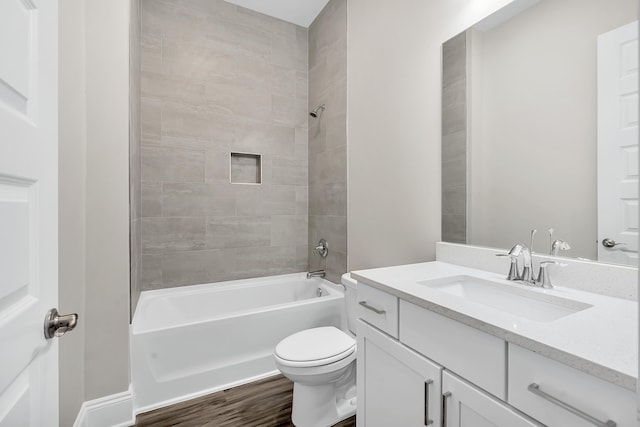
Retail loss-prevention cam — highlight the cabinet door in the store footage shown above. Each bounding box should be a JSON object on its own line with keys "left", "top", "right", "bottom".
{"left": 357, "top": 320, "right": 442, "bottom": 427}
{"left": 442, "top": 372, "right": 542, "bottom": 427}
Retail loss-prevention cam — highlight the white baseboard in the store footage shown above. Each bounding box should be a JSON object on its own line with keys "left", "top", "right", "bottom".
{"left": 73, "top": 385, "right": 134, "bottom": 427}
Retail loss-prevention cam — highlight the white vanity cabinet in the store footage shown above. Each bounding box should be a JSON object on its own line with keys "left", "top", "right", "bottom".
{"left": 357, "top": 319, "right": 442, "bottom": 427}
{"left": 355, "top": 282, "right": 636, "bottom": 427}
{"left": 442, "top": 372, "right": 542, "bottom": 427}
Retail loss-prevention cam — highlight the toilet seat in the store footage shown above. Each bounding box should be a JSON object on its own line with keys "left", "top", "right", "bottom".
{"left": 275, "top": 326, "right": 356, "bottom": 368}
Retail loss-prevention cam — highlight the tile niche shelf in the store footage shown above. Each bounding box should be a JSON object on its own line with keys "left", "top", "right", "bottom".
{"left": 230, "top": 152, "right": 262, "bottom": 185}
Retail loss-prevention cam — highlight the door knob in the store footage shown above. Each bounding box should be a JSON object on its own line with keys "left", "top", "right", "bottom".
{"left": 44, "top": 308, "right": 78, "bottom": 339}
{"left": 602, "top": 238, "right": 626, "bottom": 248}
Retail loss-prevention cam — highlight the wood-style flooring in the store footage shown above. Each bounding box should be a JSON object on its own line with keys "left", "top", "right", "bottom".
{"left": 134, "top": 374, "right": 356, "bottom": 427}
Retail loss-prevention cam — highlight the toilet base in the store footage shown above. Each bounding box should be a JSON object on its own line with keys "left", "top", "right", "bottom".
{"left": 290, "top": 367, "right": 356, "bottom": 427}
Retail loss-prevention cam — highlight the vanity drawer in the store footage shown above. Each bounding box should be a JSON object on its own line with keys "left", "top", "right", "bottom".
{"left": 399, "top": 300, "right": 506, "bottom": 399}
{"left": 357, "top": 283, "right": 399, "bottom": 338}
{"left": 508, "top": 344, "right": 635, "bottom": 427}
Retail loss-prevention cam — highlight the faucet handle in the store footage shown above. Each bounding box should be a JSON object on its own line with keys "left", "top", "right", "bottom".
{"left": 536, "top": 261, "right": 567, "bottom": 289}
{"left": 496, "top": 253, "right": 520, "bottom": 281}
{"left": 314, "top": 238, "right": 328, "bottom": 258}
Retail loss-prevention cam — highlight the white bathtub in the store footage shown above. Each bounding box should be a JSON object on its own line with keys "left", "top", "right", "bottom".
{"left": 131, "top": 273, "right": 345, "bottom": 413}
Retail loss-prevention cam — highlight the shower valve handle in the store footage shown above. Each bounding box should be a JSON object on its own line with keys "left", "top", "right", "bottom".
{"left": 314, "top": 239, "right": 328, "bottom": 258}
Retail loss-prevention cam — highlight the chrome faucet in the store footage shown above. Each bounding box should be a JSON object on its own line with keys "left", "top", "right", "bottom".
{"left": 307, "top": 270, "right": 326, "bottom": 279}
{"left": 498, "top": 244, "right": 567, "bottom": 288}
{"left": 496, "top": 244, "right": 535, "bottom": 284}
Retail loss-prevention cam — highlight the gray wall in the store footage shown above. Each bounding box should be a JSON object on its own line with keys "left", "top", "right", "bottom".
{"left": 59, "top": 0, "right": 87, "bottom": 423}
{"left": 441, "top": 31, "right": 467, "bottom": 244}
{"left": 308, "top": 0, "right": 348, "bottom": 284}
{"left": 84, "top": 0, "right": 132, "bottom": 400}
{"left": 138, "top": 0, "right": 309, "bottom": 294}
{"left": 59, "top": 0, "right": 132, "bottom": 420}
{"left": 347, "top": 0, "right": 514, "bottom": 271}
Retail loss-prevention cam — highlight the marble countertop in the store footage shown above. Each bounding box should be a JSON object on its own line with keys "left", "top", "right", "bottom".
{"left": 351, "top": 261, "right": 638, "bottom": 391}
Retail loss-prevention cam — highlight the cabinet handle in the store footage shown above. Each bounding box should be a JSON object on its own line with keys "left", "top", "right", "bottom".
{"left": 424, "top": 379, "right": 433, "bottom": 426}
{"left": 527, "top": 383, "right": 616, "bottom": 427}
{"left": 359, "top": 301, "right": 386, "bottom": 314}
{"left": 442, "top": 391, "right": 452, "bottom": 427}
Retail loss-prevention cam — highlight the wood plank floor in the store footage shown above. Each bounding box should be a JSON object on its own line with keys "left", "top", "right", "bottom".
{"left": 135, "top": 375, "right": 356, "bottom": 427}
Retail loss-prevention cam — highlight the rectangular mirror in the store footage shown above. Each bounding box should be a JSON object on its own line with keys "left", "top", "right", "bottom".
{"left": 441, "top": 0, "right": 638, "bottom": 266}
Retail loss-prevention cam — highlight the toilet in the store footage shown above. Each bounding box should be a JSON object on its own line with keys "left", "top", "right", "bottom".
{"left": 274, "top": 273, "right": 358, "bottom": 427}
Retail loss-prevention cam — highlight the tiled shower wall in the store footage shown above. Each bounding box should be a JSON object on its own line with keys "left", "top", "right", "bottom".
{"left": 138, "top": 0, "right": 309, "bottom": 291}
{"left": 130, "top": 0, "right": 142, "bottom": 314}
{"left": 441, "top": 31, "right": 467, "bottom": 244}
{"left": 308, "top": 0, "right": 348, "bottom": 284}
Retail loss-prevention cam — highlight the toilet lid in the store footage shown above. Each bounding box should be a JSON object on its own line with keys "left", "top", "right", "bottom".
{"left": 275, "top": 326, "right": 355, "bottom": 366}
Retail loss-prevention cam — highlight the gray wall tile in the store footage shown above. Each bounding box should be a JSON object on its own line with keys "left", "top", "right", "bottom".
{"left": 442, "top": 214, "right": 466, "bottom": 244}
{"left": 205, "top": 147, "right": 231, "bottom": 183}
{"left": 130, "top": 4, "right": 142, "bottom": 315}
{"left": 272, "top": 215, "right": 308, "bottom": 247}
{"left": 309, "top": 182, "right": 347, "bottom": 217}
{"left": 273, "top": 155, "right": 307, "bottom": 186}
{"left": 442, "top": 78, "right": 466, "bottom": 135}
{"left": 141, "top": 97, "right": 161, "bottom": 145}
{"left": 141, "top": 146, "right": 204, "bottom": 182}
{"left": 162, "top": 102, "right": 235, "bottom": 146}
{"left": 138, "top": 0, "right": 309, "bottom": 291}
{"left": 235, "top": 247, "right": 273, "bottom": 279}
{"left": 141, "top": 183, "right": 162, "bottom": 217}
{"left": 161, "top": 249, "right": 237, "bottom": 287}
{"left": 442, "top": 129, "right": 466, "bottom": 164}
{"left": 307, "top": 0, "right": 347, "bottom": 284}
{"left": 442, "top": 32, "right": 468, "bottom": 244}
{"left": 141, "top": 71, "right": 206, "bottom": 103}
{"left": 162, "top": 39, "right": 236, "bottom": 80}
{"left": 442, "top": 186, "right": 466, "bottom": 216}
{"left": 442, "top": 158, "right": 466, "bottom": 189}
{"left": 142, "top": 217, "right": 206, "bottom": 253}
{"left": 206, "top": 216, "right": 271, "bottom": 249}
{"left": 270, "top": 64, "right": 296, "bottom": 97}
{"left": 163, "top": 183, "right": 236, "bottom": 216}
{"left": 141, "top": 31, "right": 162, "bottom": 73}
{"left": 235, "top": 185, "right": 268, "bottom": 216}
{"left": 269, "top": 185, "right": 297, "bottom": 215}
{"left": 140, "top": 254, "right": 163, "bottom": 290}
{"left": 442, "top": 31, "right": 466, "bottom": 88}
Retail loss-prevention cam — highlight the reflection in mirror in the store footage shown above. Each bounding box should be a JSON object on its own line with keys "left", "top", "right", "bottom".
{"left": 441, "top": 0, "right": 638, "bottom": 266}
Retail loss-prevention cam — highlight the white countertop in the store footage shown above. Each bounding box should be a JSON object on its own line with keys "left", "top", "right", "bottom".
{"left": 351, "top": 261, "right": 638, "bottom": 391}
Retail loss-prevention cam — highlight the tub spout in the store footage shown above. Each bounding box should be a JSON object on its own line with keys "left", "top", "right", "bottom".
{"left": 306, "top": 270, "right": 326, "bottom": 279}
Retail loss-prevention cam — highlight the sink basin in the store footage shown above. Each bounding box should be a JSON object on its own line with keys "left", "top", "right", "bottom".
{"left": 416, "top": 275, "right": 592, "bottom": 322}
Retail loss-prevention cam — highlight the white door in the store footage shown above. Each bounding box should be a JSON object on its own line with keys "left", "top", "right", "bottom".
{"left": 597, "top": 21, "right": 639, "bottom": 266}
{"left": 0, "top": 0, "right": 60, "bottom": 426}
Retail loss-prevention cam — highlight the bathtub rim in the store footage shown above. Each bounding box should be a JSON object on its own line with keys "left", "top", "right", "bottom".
{"left": 132, "top": 272, "right": 345, "bottom": 335}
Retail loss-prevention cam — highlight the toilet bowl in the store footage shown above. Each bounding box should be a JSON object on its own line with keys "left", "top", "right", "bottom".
{"left": 274, "top": 273, "right": 358, "bottom": 427}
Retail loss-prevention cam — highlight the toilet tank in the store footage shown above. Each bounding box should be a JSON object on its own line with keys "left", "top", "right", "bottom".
{"left": 341, "top": 273, "right": 358, "bottom": 335}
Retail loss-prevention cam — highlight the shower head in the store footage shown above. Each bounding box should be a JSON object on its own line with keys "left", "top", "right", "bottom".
{"left": 309, "top": 104, "right": 326, "bottom": 118}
